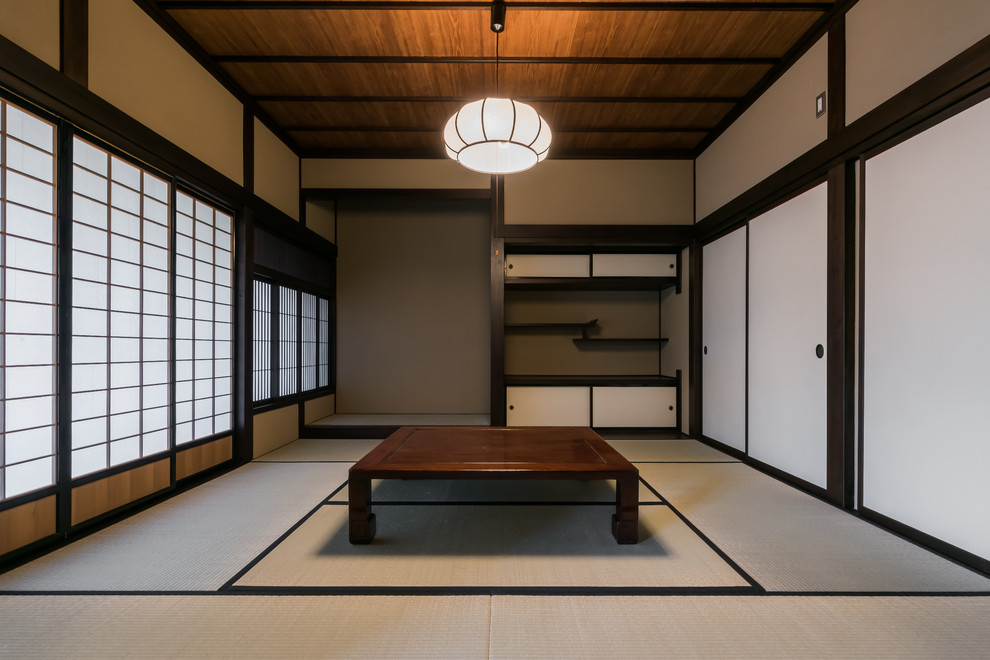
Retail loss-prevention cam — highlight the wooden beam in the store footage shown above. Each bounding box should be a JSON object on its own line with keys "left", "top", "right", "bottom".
{"left": 159, "top": 1, "right": 833, "bottom": 11}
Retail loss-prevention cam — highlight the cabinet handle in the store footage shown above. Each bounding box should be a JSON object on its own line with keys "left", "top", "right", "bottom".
{"left": 703, "top": 346, "right": 708, "bottom": 355}
{"left": 508, "top": 405, "right": 514, "bottom": 410}
{"left": 668, "top": 406, "right": 674, "bottom": 411}
{"left": 815, "top": 344, "right": 824, "bottom": 359}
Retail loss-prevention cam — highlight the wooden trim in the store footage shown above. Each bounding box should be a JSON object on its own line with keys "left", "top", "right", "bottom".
{"left": 0, "top": 496, "right": 57, "bottom": 557}
{"left": 302, "top": 188, "right": 490, "bottom": 201}
{"left": 260, "top": 95, "right": 744, "bottom": 104}
{"left": 695, "top": 31, "right": 990, "bottom": 242}
{"left": 825, "top": 160, "right": 855, "bottom": 508}
{"left": 71, "top": 460, "right": 171, "bottom": 526}
{"left": 176, "top": 436, "right": 234, "bottom": 481}
{"left": 688, "top": 241, "right": 702, "bottom": 437}
{"left": 158, "top": 1, "right": 834, "bottom": 11}
{"left": 490, "top": 176, "right": 506, "bottom": 425}
{"left": 827, "top": 13, "right": 845, "bottom": 137}
{"left": 500, "top": 224, "right": 694, "bottom": 245}
{"left": 235, "top": 207, "right": 255, "bottom": 464}
{"left": 60, "top": 0, "right": 88, "bottom": 87}
{"left": 287, "top": 125, "right": 712, "bottom": 134}
{"left": 217, "top": 55, "right": 779, "bottom": 66}
{"left": 296, "top": 147, "right": 699, "bottom": 160}
{"left": 243, "top": 109, "right": 255, "bottom": 193}
{"left": 855, "top": 157, "right": 866, "bottom": 513}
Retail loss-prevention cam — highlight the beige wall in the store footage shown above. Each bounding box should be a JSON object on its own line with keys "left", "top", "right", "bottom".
{"left": 504, "top": 160, "right": 693, "bottom": 225}
{"left": 254, "top": 118, "right": 300, "bottom": 220}
{"left": 0, "top": 0, "right": 60, "bottom": 68}
{"left": 336, "top": 199, "right": 490, "bottom": 414}
{"left": 846, "top": 0, "right": 990, "bottom": 124}
{"left": 660, "top": 247, "right": 690, "bottom": 433}
{"left": 304, "top": 394, "right": 336, "bottom": 424}
{"left": 696, "top": 37, "right": 828, "bottom": 221}
{"left": 88, "top": 1, "right": 243, "bottom": 185}
{"left": 302, "top": 158, "right": 489, "bottom": 189}
{"left": 253, "top": 404, "right": 299, "bottom": 458}
{"left": 305, "top": 199, "right": 336, "bottom": 243}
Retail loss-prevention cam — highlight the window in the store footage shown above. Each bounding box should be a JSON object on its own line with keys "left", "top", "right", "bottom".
{"left": 70, "top": 137, "right": 172, "bottom": 478}
{"left": 0, "top": 100, "right": 58, "bottom": 501}
{"left": 174, "top": 192, "right": 233, "bottom": 446}
{"left": 252, "top": 277, "right": 330, "bottom": 405}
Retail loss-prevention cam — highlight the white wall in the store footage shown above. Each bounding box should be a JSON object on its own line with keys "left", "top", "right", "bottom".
{"left": 254, "top": 118, "right": 300, "bottom": 220}
{"left": 504, "top": 160, "right": 693, "bottom": 225}
{"left": 696, "top": 37, "right": 828, "bottom": 221}
{"left": 302, "top": 158, "right": 488, "bottom": 189}
{"left": 862, "top": 97, "right": 990, "bottom": 562}
{"left": 0, "top": 0, "right": 60, "bottom": 69}
{"left": 846, "top": 0, "right": 990, "bottom": 124}
{"left": 88, "top": 1, "right": 243, "bottom": 185}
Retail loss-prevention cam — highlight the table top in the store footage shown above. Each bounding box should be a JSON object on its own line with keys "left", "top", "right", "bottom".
{"left": 350, "top": 426, "right": 637, "bottom": 479}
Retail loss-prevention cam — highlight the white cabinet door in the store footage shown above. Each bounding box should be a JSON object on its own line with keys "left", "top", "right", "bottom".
{"left": 504, "top": 254, "right": 589, "bottom": 278}
{"left": 748, "top": 182, "right": 828, "bottom": 488}
{"left": 702, "top": 227, "right": 747, "bottom": 451}
{"left": 592, "top": 386, "right": 676, "bottom": 427}
{"left": 506, "top": 386, "right": 590, "bottom": 426}
{"left": 592, "top": 253, "right": 676, "bottom": 277}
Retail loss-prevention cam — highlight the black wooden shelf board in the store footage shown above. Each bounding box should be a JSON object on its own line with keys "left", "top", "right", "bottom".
{"left": 573, "top": 337, "right": 669, "bottom": 346}
{"left": 504, "top": 319, "right": 598, "bottom": 331}
{"left": 504, "top": 375, "right": 678, "bottom": 387}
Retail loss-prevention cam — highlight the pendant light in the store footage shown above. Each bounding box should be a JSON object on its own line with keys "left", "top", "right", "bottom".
{"left": 443, "top": 0, "right": 551, "bottom": 174}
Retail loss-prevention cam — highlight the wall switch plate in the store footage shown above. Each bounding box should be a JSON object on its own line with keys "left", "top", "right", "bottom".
{"left": 816, "top": 92, "right": 826, "bottom": 118}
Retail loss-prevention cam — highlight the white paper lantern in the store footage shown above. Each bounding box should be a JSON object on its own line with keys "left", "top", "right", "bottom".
{"left": 444, "top": 98, "right": 552, "bottom": 175}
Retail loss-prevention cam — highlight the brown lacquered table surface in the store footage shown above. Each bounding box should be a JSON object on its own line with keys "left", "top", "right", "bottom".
{"left": 348, "top": 426, "right": 639, "bottom": 544}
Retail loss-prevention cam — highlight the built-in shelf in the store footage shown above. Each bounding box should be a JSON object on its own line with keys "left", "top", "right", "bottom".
{"left": 504, "top": 276, "right": 677, "bottom": 292}
{"left": 573, "top": 337, "right": 669, "bottom": 348}
{"left": 504, "top": 374, "right": 678, "bottom": 387}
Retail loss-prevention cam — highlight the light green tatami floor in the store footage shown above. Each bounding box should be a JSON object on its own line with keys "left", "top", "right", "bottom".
{"left": 1, "top": 436, "right": 988, "bottom": 658}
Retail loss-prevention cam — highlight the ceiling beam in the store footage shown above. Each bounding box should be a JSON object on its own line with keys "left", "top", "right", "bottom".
{"left": 256, "top": 95, "right": 744, "bottom": 103}
{"left": 215, "top": 55, "right": 780, "bottom": 65}
{"left": 286, "top": 125, "right": 711, "bottom": 133}
{"left": 297, "top": 146, "right": 698, "bottom": 158}
{"left": 159, "top": 1, "right": 832, "bottom": 11}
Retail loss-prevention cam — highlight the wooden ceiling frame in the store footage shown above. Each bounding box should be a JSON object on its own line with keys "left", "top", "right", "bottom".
{"left": 144, "top": 0, "right": 849, "bottom": 159}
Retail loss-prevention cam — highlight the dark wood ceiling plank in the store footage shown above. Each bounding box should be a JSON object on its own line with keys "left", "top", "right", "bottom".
{"left": 168, "top": 7, "right": 820, "bottom": 59}
{"left": 160, "top": 2, "right": 833, "bottom": 11}
{"left": 254, "top": 94, "right": 745, "bottom": 102}
{"left": 220, "top": 61, "right": 771, "bottom": 98}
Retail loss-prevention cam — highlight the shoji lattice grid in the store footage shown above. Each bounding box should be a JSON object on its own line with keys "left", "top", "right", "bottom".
{"left": 174, "top": 192, "right": 233, "bottom": 445}
{"left": 70, "top": 138, "right": 171, "bottom": 478}
{"left": 0, "top": 101, "right": 58, "bottom": 500}
{"left": 252, "top": 279, "right": 271, "bottom": 402}
{"left": 301, "top": 292, "right": 317, "bottom": 392}
{"left": 278, "top": 285, "right": 298, "bottom": 397}
{"left": 318, "top": 297, "right": 329, "bottom": 389}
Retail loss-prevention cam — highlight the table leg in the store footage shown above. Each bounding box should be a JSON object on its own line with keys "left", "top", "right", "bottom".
{"left": 611, "top": 475, "right": 639, "bottom": 544}
{"left": 348, "top": 474, "right": 376, "bottom": 544}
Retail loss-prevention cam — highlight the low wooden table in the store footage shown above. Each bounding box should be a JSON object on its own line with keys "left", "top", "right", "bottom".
{"left": 348, "top": 426, "right": 639, "bottom": 545}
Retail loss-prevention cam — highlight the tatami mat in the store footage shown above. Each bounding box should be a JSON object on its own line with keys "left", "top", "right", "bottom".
{"left": 234, "top": 504, "right": 749, "bottom": 589}
{"left": 0, "top": 462, "right": 349, "bottom": 592}
{"left": 328, "top": 478, "right": 662, "bottom": 503}
{"left": 490, "top": 595, "right": 990, "bottom": 659}
{"left": 256, "top": 438, "right": 382, "bottom": 462}
{"left": 605, "top": 438, "right": 739, "bottom": 463}
{"left": 0, "top": 595, "right": 492, "bottom": 659}
{"left": 638, "top": 462, "right": 990, "bottom": 593}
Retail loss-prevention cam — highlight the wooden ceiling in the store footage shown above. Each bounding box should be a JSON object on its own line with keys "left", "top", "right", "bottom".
{"left": 144, "top": 1, "right": 843, "bottom": 159}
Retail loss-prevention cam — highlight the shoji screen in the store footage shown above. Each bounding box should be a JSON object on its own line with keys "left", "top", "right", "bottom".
{"left": 70, "top": 138, "right": 172, "bottom": 477}
{"left": 702, "top": 226, "right": 747, "bottom": 452}
{"left": 748, "top": 182, "right": 827, "bottom": 488}
{"left": 1, "top": 100, "right": 58, "bottom": 500}
{"left": 863, "top": 97, "right": 990, "bottom": 561}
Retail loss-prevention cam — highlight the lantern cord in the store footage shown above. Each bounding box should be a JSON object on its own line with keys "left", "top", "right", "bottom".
{"left": 495, "top": 30, "right": 500, "bottom": 97}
